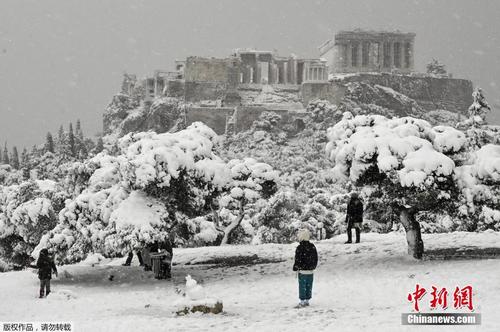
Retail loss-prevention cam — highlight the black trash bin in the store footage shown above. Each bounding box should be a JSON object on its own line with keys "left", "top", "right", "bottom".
{"left": 151, "top": 252, "right": 172, "bottom": 279}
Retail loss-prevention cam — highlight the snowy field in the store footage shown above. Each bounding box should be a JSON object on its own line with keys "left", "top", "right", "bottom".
{"left": 1, "top": 231, "right": 500, "bottom": 332}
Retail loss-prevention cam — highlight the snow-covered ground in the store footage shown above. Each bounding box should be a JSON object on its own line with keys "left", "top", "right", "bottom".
{"left": 1, "top": 231, "right": 500, "bottom": 332}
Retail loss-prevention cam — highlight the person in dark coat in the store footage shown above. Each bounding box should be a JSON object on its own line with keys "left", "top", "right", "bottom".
{"left": 35, "top": 248, "right": 58, "bottom": 298}
{"left": 122, "top": 250, "right": 144, "bottom": 266}
{"left": 345, "top": 192, "right": 364, "bottom": 244}
{"left": 292, "top": 229, "right": 318, "bottom": 307}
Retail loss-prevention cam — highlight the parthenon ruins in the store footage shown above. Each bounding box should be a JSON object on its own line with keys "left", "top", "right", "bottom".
{"left": 319, "top": 29, "right": 416, "bottom": 73}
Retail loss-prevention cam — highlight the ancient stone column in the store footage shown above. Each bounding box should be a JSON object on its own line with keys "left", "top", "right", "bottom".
{"left": 409, "top": 42, "right": 415, "bottom": 70}
{"left": 389, "top": 41, "right": 394, "bottom": 70}
{"left": 283, "top": 62, "right": 288, "bottom": 84}
{"left": 346, "top": 42, "right": 352, "bottom": 70}
{"left": 357, "top": 42, "right": 362, "bottom": 68}
{"left": 399, "top": 40, "right": 404, "bottom": 69}
{"left": 293, "top": 60, "right": 298, "bottom": 84}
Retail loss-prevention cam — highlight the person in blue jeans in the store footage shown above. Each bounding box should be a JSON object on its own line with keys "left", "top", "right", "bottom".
{"left": 292, "top": 229, "right": 318, "bottom": 307}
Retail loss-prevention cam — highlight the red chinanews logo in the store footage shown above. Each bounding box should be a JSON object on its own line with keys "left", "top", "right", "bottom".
{"left": 407, "top": 284, "right": 474, "bottom": 312}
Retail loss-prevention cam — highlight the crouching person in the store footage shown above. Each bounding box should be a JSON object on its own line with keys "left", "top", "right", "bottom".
{"left": 36, "top": 248, "right": 58, "bottom": 298}
{"left": 293, "top": 229, "right": 318, "bottom": 308}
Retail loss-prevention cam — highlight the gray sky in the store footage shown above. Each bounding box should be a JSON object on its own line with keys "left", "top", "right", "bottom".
{"left": 1, "top": 0, "right": 499, "bottom": 149}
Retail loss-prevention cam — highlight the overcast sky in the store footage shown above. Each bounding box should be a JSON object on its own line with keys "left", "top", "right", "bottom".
{"left": 1, "top": 0, "right": 499, "bottom": 149}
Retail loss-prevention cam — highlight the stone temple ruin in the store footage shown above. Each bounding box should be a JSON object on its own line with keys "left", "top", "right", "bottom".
{"left": 319, "top": 29, "right": 415, "bottom": 73}
{"left": 115, "top": 30, "right": 473, "bottom": 135}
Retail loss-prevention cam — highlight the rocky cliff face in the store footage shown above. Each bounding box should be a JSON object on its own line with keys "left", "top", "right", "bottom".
{"left": 342, "top": 82, "right": 426, "bottom": 118}
{"left": 334, "top": 73, "right": 473, "bottom": 114}
{"left": 103, "top": 96, "right": 184, "bottom": 137}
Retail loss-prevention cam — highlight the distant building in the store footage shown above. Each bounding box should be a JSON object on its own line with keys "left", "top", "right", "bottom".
{"left": 182, "top": 49, "right": 328, "bottom": 86}
{"left": 319, "top": 29, "right": 416, "bottom": 74}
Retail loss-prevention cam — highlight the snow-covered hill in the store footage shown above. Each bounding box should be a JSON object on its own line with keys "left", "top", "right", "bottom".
{"left": 1, "top": 231, "right": 499, "bottom": 332}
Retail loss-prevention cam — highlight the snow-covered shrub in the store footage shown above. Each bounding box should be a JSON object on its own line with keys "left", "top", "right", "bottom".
{"left": 181, "top": 216, "right": 222, "bottom": 247}
{"left": 300, "top": 200, "right": 337, "bottom": 239}
{"left": 306, "top": 100, "right": 343, "bottom": 129}
{"left": 252, "top": 111, "right": 282, "bottom": 131}
{"left": 424, "top": 109, "right": 461, "bottom": 127}
{"left": 454, "top": 144, "right": 500, "bottom": 231}
{"left": 0, "top": 165, "right": 23, "bottom": 186}
{"left": 252, "top": 191, "right": 302, "bottom": 244}
{"left": 0, "top": 258, "right": 11, "bottom": 272}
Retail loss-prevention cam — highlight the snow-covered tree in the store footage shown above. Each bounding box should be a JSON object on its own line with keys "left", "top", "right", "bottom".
{"left": 215, "top": 158, "right": 278, "bottom": 245}
{"left": 57, "top": 125, "right": 64, "bottom": 148}
{"left": 68, "top": 122, "right": 76, "bottom": 157}
{"left": 0, "top": 180, "right": 64, "bottom": 265}
{"left": 426, "top": 59, "right": 447, "bottom": 76}
{"left": 326, "top": 112, "right": 500, "bottom": 259}
{"left": 35, "top": 123, "right": 278, "bottom": 263}
{"left": 94, "top": 137, "right": 104, "bottom": 154}
{"left": 467, "top": 87, "right": 491, "bottom": 126}
{"left": 45, "top": 132, "right": 55, "bottom": 153}
{"left": 20, "top": 148, "right": 28, "bottom": 168}
{"left": 2, "top": 144, "right": 9, "bottom": 165}
{"left": 76, "top": 119, "right": 83, "bottom": 140}
{"left": 10, "top": 147, "right": 19, "bottom": 170}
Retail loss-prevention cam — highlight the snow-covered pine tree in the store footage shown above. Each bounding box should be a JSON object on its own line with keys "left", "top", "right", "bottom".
{"left": 68, "top": 122, "right": 76, "bottom": 157}
{"left": 467, "top": 87, "right": 491, "bottom": 126}
{"left": 94, "top": 137, "right": 104, "bottom": 154}
{"left": 75, "top": 119, "right": 83, "bottom": 140}
{"left": 2, "top": 144, "right": 9, "bottom": 165}
{"left": 326, "top": 111, "right": 500, "bottom": 259}
{"left": 10, "top": 147, "right": 19, "bottom": 169}
{"left": 45, "top": 132, "right": 55, "bottom": 153}
{"left": 426, "top": 58, "right": 447, "bottom": 76}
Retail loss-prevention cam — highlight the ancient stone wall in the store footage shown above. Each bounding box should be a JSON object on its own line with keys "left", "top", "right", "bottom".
{"left": 165, "top": 80, "right": 185, "bottom": 98}
{"left": 300, "top": 82, "right": 346, "bottom": 106}
{"left": 184, "top": 81, "right": 229, "bottom": 102}
{"left": 185, "top": 107, "right": 234, "bottom": 134}
{"left": 184, "top": 57, "right": 239, "bottom": 83}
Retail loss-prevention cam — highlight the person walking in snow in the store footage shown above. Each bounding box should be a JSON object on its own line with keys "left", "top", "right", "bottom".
{"left": 293, "top": 229, "right": 318, "bottom": 308}
{"left": 33, "top": 248, "right": 58, "bottom": 298}
{"left": 345, "top": 192, "right": 364, "bottom": 244}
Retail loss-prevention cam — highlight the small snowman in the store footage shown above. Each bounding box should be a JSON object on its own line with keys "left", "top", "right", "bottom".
{"left": 185, "top": 275, "right": 205, "bottom": 301}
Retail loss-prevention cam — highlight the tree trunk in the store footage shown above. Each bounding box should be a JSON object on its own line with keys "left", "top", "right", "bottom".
{"left": 210, "top": 202, "right": 220, "bottom": 228}
{"left": 220, "top": 200, "right": 245, "bottom": 245}
{"left": 399, "top": 208, "right": 424, "bottom": 259}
